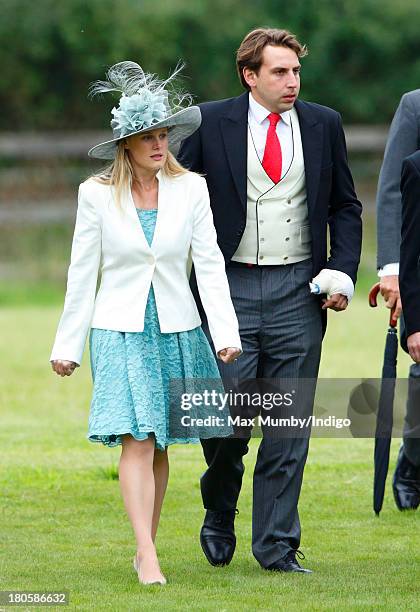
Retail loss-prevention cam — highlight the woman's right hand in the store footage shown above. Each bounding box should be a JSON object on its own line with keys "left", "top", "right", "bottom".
{"left": 51, "top": 360, "right": 78, "bottom": 377}
{"left": 217, "top": 347, "right": 242, "bottom": 364}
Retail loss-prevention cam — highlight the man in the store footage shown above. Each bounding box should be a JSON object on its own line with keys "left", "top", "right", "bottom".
{"left": 376, "top": 89, "right": 420, "bottom": 510}
{"left": 179, "top": 27, "right": 362, "bottom": 572}
{"left": 397, "top": 151, "right": 420, "bottom": 508}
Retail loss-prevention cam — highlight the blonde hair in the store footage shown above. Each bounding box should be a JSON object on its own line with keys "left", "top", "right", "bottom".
{"left": 91, "top": 138, "right": 189, "bottom": 209}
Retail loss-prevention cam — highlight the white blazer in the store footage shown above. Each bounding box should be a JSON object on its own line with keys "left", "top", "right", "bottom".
{"left": 50, "top": 170, "right": 242, "bottom": 365}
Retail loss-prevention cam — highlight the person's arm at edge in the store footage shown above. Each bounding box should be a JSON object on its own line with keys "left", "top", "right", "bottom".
{"left": 319, "top": 111, "right": 362, "bottom": 311}
{"left": 50, "top": 181, "right": 102, "bottom": 367}
{"left": 189, "top": 175, "right": 241, "bottom": 360}
{"left": 400, "top": 157, "right": 420, "bottom": 361}
{"left": 377, "top": 93, "right": 419, "bottom": 269}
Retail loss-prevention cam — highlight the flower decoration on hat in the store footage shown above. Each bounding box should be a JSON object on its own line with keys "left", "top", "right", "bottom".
{"left": 110, "top": 89, "right": 169, "bottom": 137}
{"left": 89, "top": 60, "right": 193, "bottom": 139}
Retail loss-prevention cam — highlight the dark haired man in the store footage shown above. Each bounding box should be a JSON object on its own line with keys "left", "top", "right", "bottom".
{"left": 179, "top": 27, "right": 362, "bottom": 573}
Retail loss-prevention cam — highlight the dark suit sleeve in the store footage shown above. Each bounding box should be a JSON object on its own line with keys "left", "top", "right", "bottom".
{"left": 400, "top": 157, "right": 420, "bottom": 339}
{"left": 178, "top": 125, "right": 204, "bottom": 173}
{"left": 324, "top": 113, "right": 363, "bottom": 284}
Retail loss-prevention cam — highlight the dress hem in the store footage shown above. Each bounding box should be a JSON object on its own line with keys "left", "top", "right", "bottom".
{"left": 87, "top": 431, "right": 201, "bottom": 450}
{"left": 87, "top": 430, "right": 232, "bottom": 450}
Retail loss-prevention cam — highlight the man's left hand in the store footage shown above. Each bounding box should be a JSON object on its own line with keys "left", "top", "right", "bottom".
{"left": 322, "top": 293, "right": 348, "bottom": 311}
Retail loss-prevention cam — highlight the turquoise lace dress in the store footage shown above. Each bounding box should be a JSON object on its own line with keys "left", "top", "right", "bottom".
{"left": 87, "top": 208, "right": 231, "bottom": 451}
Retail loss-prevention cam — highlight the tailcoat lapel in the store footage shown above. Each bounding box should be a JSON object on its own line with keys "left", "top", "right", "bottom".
{"left": 294, "top": 99, "right": 324, "bottom": 216}
{"left": 220, "top": 92, "right": 249, "bottom": 211}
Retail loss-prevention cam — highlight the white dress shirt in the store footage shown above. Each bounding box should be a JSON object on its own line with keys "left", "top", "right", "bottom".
{"left": 248, "top": 92, "right": 294, "bottom": 178}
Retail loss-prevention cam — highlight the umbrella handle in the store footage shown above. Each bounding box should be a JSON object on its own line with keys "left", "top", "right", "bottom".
{"left": 369, "top": 282, "right": 398, "bottom": 328}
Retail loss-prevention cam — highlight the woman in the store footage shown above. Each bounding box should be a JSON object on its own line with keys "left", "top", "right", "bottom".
{"left": 50, "top": 61, "right": 241, "bottom": 585}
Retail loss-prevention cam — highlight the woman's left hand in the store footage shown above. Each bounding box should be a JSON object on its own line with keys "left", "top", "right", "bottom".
{"left": 217, "top": 347, "right": 241, "bottom": 364}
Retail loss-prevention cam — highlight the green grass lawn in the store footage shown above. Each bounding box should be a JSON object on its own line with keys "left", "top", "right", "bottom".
{"left": 1, "top": 300, "right": 420, "bottom": 611}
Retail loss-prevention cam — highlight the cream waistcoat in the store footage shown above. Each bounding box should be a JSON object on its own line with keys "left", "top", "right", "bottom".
{"left": 232, "top": 106, "right": 312, "bottom": 265}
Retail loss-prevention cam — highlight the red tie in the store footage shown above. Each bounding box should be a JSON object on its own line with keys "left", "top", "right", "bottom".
{"left": 262, "top": 112, "right": 282, "bottom": 183}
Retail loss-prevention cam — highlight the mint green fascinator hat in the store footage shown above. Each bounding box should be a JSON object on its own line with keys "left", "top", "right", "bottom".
{"left": 87, "top": 61, "right": 201, "bottom": 160}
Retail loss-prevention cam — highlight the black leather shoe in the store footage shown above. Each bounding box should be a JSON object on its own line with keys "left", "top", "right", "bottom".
{"left": 393, "top": 447, "right": 420, "bottom": 510}
{"left": 200, "top": 509, "right": 238, "bottom": 566}
{"left": 266, "top": 549, "right": 312, "bottom": 574}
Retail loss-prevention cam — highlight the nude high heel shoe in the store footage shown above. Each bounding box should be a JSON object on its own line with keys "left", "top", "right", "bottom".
{"left": 133, "top": 555, "right": 167, "bottom": 585}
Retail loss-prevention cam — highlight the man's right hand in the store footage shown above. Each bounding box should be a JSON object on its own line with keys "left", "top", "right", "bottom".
{"left": 407, "top": 332, "right": 420, "bottom": 363}
{"left": 379, "top": 274, "right": 402, "bottom": 319}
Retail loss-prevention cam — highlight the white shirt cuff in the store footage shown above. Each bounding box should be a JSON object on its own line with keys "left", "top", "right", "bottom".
{"left": 378, "top": 263, "right": 399, "bottom": 277}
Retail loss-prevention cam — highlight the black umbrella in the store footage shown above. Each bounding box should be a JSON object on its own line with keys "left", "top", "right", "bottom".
{"left": 369, "top": 282, "right": 398, "bottom": 515}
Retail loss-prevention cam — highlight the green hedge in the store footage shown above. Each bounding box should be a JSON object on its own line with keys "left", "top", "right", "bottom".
{"left": 2, "top": 0, "right": 420, "bottom": 128}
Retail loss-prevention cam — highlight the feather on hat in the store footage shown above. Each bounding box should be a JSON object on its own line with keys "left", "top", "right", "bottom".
{"left": 87, "top": 61, "right": 201, "bottom": 160}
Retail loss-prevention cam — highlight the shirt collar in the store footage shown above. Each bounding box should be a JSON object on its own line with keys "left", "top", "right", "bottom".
{"left": 248, "top": 92, "right": 291, "bottom": 126}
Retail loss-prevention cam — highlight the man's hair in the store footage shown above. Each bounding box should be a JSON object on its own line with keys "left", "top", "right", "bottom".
{"left": 236, "top": 27, "right": 308, "bottom": 90}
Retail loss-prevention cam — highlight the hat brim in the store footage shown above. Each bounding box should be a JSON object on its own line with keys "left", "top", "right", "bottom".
{"left": 87, "top": 106, "right": 201, "bottom": 160}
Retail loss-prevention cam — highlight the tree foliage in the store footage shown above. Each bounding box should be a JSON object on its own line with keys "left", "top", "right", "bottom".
{"left": 1, "top": 0, "right": 420, "bottom": 129}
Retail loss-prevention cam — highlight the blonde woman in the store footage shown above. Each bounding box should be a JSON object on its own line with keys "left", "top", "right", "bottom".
{"left": 50, "top": 62, "right": 241, "bottom": 585}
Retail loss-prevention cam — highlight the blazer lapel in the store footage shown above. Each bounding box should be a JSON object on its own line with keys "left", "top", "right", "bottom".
{"left": 295, "top": 99, "right": 323, "bottom": 215}
{"left": 220, "top": 92, "right": 248, "bottom": 211}
{"left": 149, "top": 170, "right": 165, "bottom": 251}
